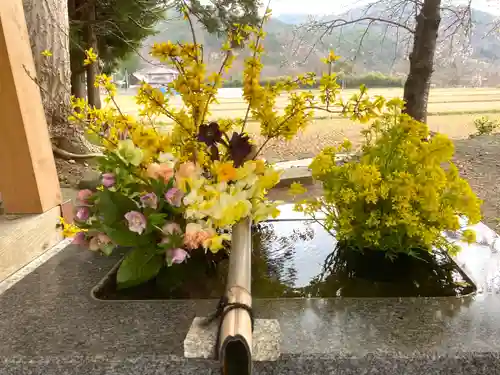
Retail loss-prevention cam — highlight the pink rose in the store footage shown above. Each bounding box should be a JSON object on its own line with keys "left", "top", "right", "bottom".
{"left": 88, "top": 233, "right": 111, "bottom": 251}
{"left": 146, "top": 163, "right": 174, "bottom": 183}
{"left": 77, "top": 189, "right": 93, "bottom": 204}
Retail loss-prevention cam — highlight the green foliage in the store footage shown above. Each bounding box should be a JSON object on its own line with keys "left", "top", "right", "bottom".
{"left": 184, "top": 0, "right": 260, "bottom": 36}
{"left": 473, "top": 116, "right": 499, "bottom": 136}
{"left": 117, "top": 247, "right": 164, "bottom": 289}
{"left": 221, "top": 72, "right": 404, "bottom": 89}
{"left": 70, "top": 0, "right": 164, "bottom": 73}
{"left": 298, "top": 105, "right": 482, "bottom": 258}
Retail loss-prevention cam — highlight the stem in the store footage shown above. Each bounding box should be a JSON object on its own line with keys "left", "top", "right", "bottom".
{"left": 201, "top": 50, "right": 232, "bottom": 124}
{"left": 241, "top": 0, "right": 272, "bottom": 134}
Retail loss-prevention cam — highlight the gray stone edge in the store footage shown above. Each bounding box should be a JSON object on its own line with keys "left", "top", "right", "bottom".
{"left": 184, "top": 317, "right": 281, "bottom": 361}
{"left": 0, "top": 238, "right": 72, "bottom": 296}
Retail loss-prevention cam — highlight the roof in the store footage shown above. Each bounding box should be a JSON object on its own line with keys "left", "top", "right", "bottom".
{"left": 135, "top": 66, "right": 179, "bottom": 75}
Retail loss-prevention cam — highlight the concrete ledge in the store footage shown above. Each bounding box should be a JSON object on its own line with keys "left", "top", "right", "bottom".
{"left": 0, "top": 205, "right": 63, "bottom": 282}
{"left": 184, "top": 317, "right": 281, "bottom": 361}
{"left": 275, "top": 154, "right": 353, "bottom": 188}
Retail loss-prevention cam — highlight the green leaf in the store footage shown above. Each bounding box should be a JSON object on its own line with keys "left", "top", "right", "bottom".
{"left": 101, "top": 243, "right": 115, "bottom": 256}
{"left": 158, "top": 232, "right": 183, "bottom": 250}
{"left": 149, "top": 213, "right": 168, "bottom": 226}
{"left": 117, "top": 247, "right": 164, "bottom": 289}
{"left": 96, "top": 190, "right": 137, "bottom": 226}
{"left": 105, "top": 225, "right": 152, "bottom": 247}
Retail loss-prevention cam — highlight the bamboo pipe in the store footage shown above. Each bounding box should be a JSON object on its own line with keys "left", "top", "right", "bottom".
{"left": 218, "top": 217, "right": 253, "bottom": 375}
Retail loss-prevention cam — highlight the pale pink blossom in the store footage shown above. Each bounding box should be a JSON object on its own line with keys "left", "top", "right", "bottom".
{"left": 75, "top": 207, "right": 90, "bottom": 221}
{"left": 102, "top": 173, "right": 115, "bottom": 188}
{"left": 88, "top": 233, "right": 111, "bottom": 251}
{"left": 166, "top": 248, "right": 189, "bottom": 264}
{"left": 124, "top": 211, "right": 147, "bottom": 234}
{"left": 165, "top": 188, "right": 183, "bottom": 207}
{"left": 161, "top": 222, "right": 182, "bottom": 235}
{"left": 140, "top": 192, "right": 158, "bottom": 209}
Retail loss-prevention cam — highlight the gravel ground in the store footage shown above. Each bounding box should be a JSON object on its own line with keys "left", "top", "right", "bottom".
{"left": 453, "top": 134, "right": 500, "bottom": 231}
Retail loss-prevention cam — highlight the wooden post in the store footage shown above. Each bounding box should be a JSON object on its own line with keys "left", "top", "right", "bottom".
{"left": 0, "top": 0, "right": 61, "bottom": 214}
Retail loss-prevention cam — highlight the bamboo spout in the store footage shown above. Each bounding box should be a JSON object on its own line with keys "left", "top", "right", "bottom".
{"left": 219, "top": 217, "right": 253, "bottom": 375}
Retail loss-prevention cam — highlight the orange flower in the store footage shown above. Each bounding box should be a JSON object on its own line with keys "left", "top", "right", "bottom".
{"left": 217, "top": 162, "right": 237, "bottom": 182}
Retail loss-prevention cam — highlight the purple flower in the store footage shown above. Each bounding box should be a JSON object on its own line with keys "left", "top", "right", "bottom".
{"left": 75, "top": 207, "right": 90, "bottom": 221}
{"left": 140, "top": 192, "right": 158, "bottom": 209}
{"left": 166, "top": 248, "right": 189, "bottom": 265}
{"left": 124, "top": 211, "right": 147, "bottom": 234}
{"left": 197, "top": 122, "right": 223, "bottom": 146}
{"left": 165, "top": 188, "right": 184, "bottom": 207}
{"left": 72, "top": 232, "right": 88, "bottom": 246}
{"left": 102, "top": 173, "right": 115, "bottom": 188}
{"left": 228, "top": 132, "right": 253, "bottom": 167}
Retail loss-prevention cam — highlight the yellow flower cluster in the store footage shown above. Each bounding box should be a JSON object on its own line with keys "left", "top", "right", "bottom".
{"left": 67, "top": 16, "right": 401, "bottom": 256}
{"left": 297, "top": 107, "right": 482, "bottom": 256}
{"left": 84, "top": 48, "right": 98, "bottom": 66}
{"left": 181, "top": 159, "right": 282, "bottom": 228}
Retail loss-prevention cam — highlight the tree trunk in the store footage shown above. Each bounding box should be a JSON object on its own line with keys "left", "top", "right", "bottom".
{"left": 22, "top": 0, "right": 71, "bottom": 136}
{"left": 68, "top": 0, "right": 86, "bottom": 99}
{"left": 402, "top": 0, "right": 442, "bottom": 123}
{"left": 85, "top": 0, "right": 101, "bottom": 109}
{"left": 22, "top": 0, "right": 98, "bottom": 156}
{"left": 71, "top": 70, "right": 86, "bottom": 98}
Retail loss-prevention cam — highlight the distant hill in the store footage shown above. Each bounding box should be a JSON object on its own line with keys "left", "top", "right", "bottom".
{"left": 130, "top": 7, "right": 500, "bottom": 87}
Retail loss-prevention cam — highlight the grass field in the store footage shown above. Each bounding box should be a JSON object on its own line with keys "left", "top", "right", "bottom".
{"left": 110, "top": 87, "right": 500, "bottom": 162}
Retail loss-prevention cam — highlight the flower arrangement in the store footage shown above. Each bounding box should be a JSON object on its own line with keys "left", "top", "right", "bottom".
{"left": 294, "top": 102, "right": 482, "bottom": 259}
{"left": 62, "top": 8, "right": 391, "bottom": 289}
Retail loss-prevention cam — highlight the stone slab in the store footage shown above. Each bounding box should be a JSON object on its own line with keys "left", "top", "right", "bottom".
{"left": 184, "top": 317, "right": 280, "bottom": 361}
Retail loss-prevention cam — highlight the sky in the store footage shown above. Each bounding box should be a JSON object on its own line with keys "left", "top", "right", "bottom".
{"left": 266, "top": 0, "right": 500, "bottom": 16}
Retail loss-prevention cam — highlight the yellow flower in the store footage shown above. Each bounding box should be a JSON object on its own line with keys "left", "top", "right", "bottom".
{"left": 288, "top": 182, "right": 307, "bottom": 197}
{"left": 254, "top": 159, "right": 266, "bottom": 174}
{"left": 41, "top": 50, "right": 52, "bottom": 57}
{"left": 461, "top": 229, "right": 476, "bottom": 244}
{"left": 216, "top": 162, "right": 237, "bottom": 182}
{"left": 257, "top": 168, "right": 282, "bottom": 190}
{"left": 84, "top": 48, "right": 98, "bottom": 66}
{"left": 59, "top": 217, "right": 85, "bottom": 238}
{"left": 207, "top": 233, "right": 231, "bottom": 253}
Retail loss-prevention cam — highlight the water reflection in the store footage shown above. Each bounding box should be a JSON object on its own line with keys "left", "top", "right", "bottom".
{"left": 96, "top": 220, "right": 476, "bottom": 300}
{"left": 252, "top": 221, "right": 476, "bottom": 298}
